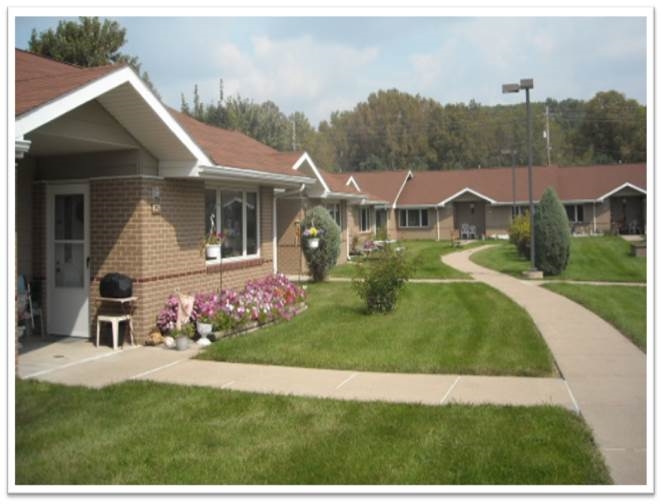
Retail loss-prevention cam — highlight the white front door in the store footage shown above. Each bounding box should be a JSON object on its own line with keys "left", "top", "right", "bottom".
{"left": 47, "top": 184, "right": 90, "bottom": 338}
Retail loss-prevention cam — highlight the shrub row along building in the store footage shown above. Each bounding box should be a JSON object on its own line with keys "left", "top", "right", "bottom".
{"left": 14, "top": 49, "right": 647, "bottom": 342}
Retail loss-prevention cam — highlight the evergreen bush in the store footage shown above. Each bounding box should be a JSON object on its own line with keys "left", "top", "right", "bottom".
{"left": 301, "top": 206, "right": 341, "bottom": 282}
{"left": 353, "top": 245, "right": 413, "bottom": 313}
{"left": 534, "top": 187, "right": 572, "bottom": 275}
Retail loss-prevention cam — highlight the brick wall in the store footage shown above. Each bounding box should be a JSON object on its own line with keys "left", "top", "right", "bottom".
{"left": 485, "top": 206, "right": 512, "bottom": 237}
{"left": 595, "top": 199, "right": 611, "bottom": 232}
{"left": 32, "top": 176, "right": 277, "bottom": 344}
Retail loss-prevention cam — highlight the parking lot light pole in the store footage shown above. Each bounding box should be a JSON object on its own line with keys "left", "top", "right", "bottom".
{"left": 502, "top": 78, "right": 536, "bottom": 272}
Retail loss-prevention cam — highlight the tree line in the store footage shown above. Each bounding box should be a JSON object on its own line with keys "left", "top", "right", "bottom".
{"left": 182, "top": 86, "right": 646, "bottom": 172}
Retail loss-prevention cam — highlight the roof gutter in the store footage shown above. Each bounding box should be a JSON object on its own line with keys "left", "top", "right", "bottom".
{"left": 322, "top": 191, "right": 366, "bottom": 200}
{"left": 199, "top": 165, "right": 316, "bottom": 186}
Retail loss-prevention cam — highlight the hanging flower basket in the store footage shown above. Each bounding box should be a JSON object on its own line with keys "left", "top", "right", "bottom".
{"left": 307, "top": 237, "right": 320, "bottom": 249}
{"left": 303, "top": 226, "right": 323, "bottom": 250}
{"left": 205, "top": 244, "right": 221, "bottom": 260}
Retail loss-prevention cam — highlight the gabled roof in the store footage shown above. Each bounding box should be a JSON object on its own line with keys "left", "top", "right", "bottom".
{"left": 322, "top": 171, "right": 362, "bottom": 195}
{"left": 15, "top": 49, "right": 314, "bottom": 183}
{"left": 396, "top": 164, "right": 646, "bottom": 206}
{"left": 438, "top": 187, "right": 496, "bottom": 206}
{"left": 341, "top": 170, "right": 411, "bottom": 205}
{"left": 15, "top": 48, "right": 124, "bottom": 117}
{"left": 168, "top": 108, "right": 305, "bottom": 176}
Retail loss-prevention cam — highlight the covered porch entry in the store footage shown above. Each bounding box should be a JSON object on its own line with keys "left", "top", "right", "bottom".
{"left": 609, "top": 191, "right": 646, "bottom": 235}
{"left": 15, "top": 80, "right": 200, "bottom": 343}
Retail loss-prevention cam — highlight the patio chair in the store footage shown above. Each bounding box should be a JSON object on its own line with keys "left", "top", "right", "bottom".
{"left": 460, "top": 223, "right": 471, "bottom": 240}
{"left": 17, "top": 274, "right": 45, "bottom": 338}
{"left": 468, "top": 225, "right": 478, "bottom": 239}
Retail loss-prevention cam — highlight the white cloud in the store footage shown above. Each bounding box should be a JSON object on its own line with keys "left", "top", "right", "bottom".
{"left": 201, "top": 34, "right": 380, "bottom": 122}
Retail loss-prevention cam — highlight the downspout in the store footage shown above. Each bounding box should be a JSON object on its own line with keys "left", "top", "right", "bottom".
{"left": 274, "top": 184, "right": 306, "bottom": 199}
{"left": 272, "top": 194, "right": 277, "bottom": 274}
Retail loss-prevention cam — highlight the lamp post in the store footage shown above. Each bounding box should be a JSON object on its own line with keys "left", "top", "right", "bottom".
{"left": 502, "top": 78, "right": 536, "bottom": 272}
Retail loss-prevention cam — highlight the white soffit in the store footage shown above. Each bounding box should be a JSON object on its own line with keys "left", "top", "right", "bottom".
{"left": 16, "top": 67, "right": 210, "bottom": 165}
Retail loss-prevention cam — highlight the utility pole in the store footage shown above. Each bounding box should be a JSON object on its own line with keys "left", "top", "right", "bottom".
{"left": 544, "top": 105, "right": 552, "bottom": 166}
{"left": 501, "top": 148, "right": 518, "bottom": 217}
{"left": 292, "top": 117, "right": 297, "bottom": 151}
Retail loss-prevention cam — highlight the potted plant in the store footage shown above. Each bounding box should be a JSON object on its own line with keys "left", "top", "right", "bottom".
{"left": 303, "top": 226, "right": 323, "bottom": 250}
{"left": 172, "top": 322, "right": 195, "bottom": 351}
{"left": 204, "top": 232, "right": 224, "bottom": 260}
{"left": 196, "top": 315, "right": 213, "bottom": 347}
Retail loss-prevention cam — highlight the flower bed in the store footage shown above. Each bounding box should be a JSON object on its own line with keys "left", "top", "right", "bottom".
{"left": 156, "top": 274, "right": 306, "bottom": 338}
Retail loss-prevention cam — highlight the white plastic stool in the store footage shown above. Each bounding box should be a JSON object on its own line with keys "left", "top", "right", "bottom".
{"left": 96, "top": 314, "right": 133, "bottom": 350}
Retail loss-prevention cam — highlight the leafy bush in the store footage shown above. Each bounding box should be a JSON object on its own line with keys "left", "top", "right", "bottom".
{"left": 353, "top": 245, "right": 413, "bottom": 313}
{"left": 301, "top": 206, "right": 341, "bottom": 282}
{"left": 534, "top": 187, "right": 571, "bottom": 275}
{"left": 509, "top": 212, "right": 531, "bottom": 259}
{"left": 171, "top": 322, "right": 195, "bottom": 339}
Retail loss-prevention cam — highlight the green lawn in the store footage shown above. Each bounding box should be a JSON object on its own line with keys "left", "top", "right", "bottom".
{"left": 543, "top": 283, "right": 646, "bottom": 351}
{"left": 199, "top": 282, "right": 555, "bottom": 377}
{"left": 471, "top": 236, "right": 646, "bottom": 282}
{"left": 331, "top": 240, "right": 484, "bottom": 279}
{"left": 15, "top": 380, "right": 611, "bottom": 485}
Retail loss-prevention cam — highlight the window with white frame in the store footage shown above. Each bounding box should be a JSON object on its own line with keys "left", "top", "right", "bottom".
{"left": 326, "top": 203, "right": 341, "bottom": 228}
{"left": 398, "top": 208, "right": 429, "bottom": 228}
{"left": 204, "top": 188, "right": 259, "bottom": 260}
{"left": 565, "top": 204, "right": 584, "bottom": 223}
{"left": 359, "top": 207, "right": 372, "bottom": 232}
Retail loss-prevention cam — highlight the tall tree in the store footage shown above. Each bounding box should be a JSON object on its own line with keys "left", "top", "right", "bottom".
{"left": 578, "top": 91, "right": 645, "bottom": 163}
{"left": 28, "top": 16, "right": 160, "bottom": 98}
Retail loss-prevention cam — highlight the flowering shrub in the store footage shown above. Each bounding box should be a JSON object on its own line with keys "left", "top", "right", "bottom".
{"left": 156, "top": 273, "right": 306, "bottom": 334}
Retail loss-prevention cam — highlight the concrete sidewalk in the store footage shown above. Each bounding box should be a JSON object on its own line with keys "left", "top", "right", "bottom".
{"left": 18, "top": 338, "right": 574, "bottom": 408}
{"left": 443, "top": 245, "right": 647, "bottom": 485}
{"left": 18, "top": 338, "right": 200, "bottom": 388}
{"left": 139, "top": 360, "right": 575, "bottom": 409}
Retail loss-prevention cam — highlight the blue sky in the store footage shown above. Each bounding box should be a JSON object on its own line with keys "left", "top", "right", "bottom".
{"left": 14, "top": 16, "right": 647, "bottom": 125}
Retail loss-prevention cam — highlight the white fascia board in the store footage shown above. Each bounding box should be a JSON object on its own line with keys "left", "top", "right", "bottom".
{"left": 346, "top": 176, "right": 362, "bottom": 192}
{"left": 15, "top": 67, "right": 212, "bottom": 165}
{"left": 293, "top": 152, "right": 331, "bottom": 193}
{"left": 392, "top": 170, "right": 414, "bottom": 209}
{"left": 397, "top": 204, "right": 438, "bottom": 209}
{"left": 351, "top": 198, "right": 389, "bottom": 206}
{"left": 490, "top": 198, "right": 596, "bottom": 206}
{"left": 198, "top": 165, "right": 316, "bottom": 186}
{"left": 437, "top": 187, "right": 497, "bottom": 207}
{"left": 597, "top": 182, "right": 647, "bottom": 202}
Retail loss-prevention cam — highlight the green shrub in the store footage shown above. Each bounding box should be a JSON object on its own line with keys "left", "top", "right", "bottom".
{"left": 509, "top": 212, "right": 531, "bottom": 258}
{"left": 301, "top": 206, "right": 341, "bottom": 282}
{"left": 353, "top": 245, "right": 413, "bottom": 313}
{"left": 534, "top": 187, "right": 571, "bottom": 275}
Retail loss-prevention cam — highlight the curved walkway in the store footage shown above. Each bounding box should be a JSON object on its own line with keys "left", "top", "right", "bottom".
{"left": 443, "top": 245, "right": 647, "bottom": 485}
